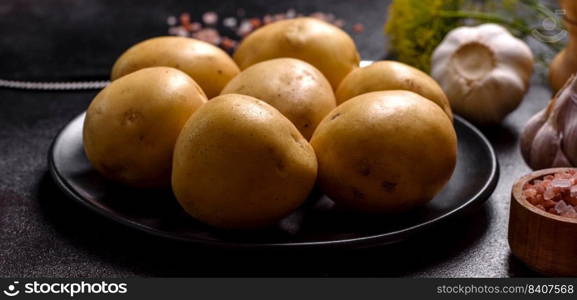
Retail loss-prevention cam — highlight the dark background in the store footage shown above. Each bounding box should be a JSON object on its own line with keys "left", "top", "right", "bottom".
{"left": 0, "top": 0, "right": 553, "bottom": 277}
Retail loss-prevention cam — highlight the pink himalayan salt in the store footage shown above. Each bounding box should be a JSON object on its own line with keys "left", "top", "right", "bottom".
{"left": 168, "top": 9, "right": 362, "bottom": 52}
{"left": 223, "top": 17, "right": 237, "bottom": 28}
{"left": 554, "top": 200, "right": 570, "bottom": 214}
{"left": 571, "top": 185, "right": 577, "bottom": 198}
{"left": 523, "top": 170, "right": 577, "bottom": 219}
{"left": 203, "top": 11, "right": 218, "bottom": 25}
{"left": 544, "top": 187, "right": 556, "bottom": 200}
{"left": 562, "top": 206, "right": 577, "bottom": 218}
{"left": 193, "top": 28, "right": 221, "bottom": 45}
{"left": 353, "top": 23, "right": 365, "bottom": 33}
{"left": 552, "top": 179, "right": 572, "bottom": 189}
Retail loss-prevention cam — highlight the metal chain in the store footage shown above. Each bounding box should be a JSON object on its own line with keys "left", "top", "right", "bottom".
{"left": 0, "top": 79, "right": 109, "bottom": 91}
{"left": 0, "top": 61, "right": 373, "bottom": 91}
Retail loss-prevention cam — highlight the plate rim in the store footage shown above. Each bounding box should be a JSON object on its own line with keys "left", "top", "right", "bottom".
{"left": 48, "top": 112, "right": 499, "bottom": 249}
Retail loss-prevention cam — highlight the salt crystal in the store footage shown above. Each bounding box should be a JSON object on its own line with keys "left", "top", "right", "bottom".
{"left": 552, "top": 179, "right": 572, "bottom": 189}
{"left": 180, "top": 13, "right": 191, "bottom": 26}
{"left": 554, "top": 200, "right": 569, "bottom": 214}
{"left": 544, "top": 187, "right": 556, "bottom": 200}
{"left": 535, "top": 183, "right": 545, "bottom": 193}
{"left": 237, "top": 20, "right": 253, "bottom": 37}
{"left": 249, "top": 18, "right": 262, "bottom": 28}
{"left": 223, "top": 17, "right": 237, "bottom": 28}
{"left": 203, "top": 11, "right": 218, "bottom": 25}
{"left": 544, "top": 199, "right": 557, "bottom": 209}
{"left": 168, "top": 26, "right": 189, "bottom": 37}
{"left": 190, "top": 22, "right": 202, "bottom": 32}
{"left": 168, "top": 26, "right": 178, "bottom": 35}
{"left": 523, "top": 188, "right": 537, "bottom": 198}
{"left": 286, "top": 9, "right": 297, "bottom": 19}
{"left": 353, "top": 23, "right": 365, "bottom": 33}
{"left": 310, "top": 12, "right": 326, "bottom": 21}
{"left": 561, "top": 206, "right": 577, "bottom": 218}
{"left": 263, "top": 15, "right": 274, "bottom": 24}
{"left": 333, "top": 19, "right": 345, "bottom": 28}
{"left": 193, "top": 28, "right": 221, "bottom": 45}
{"left": 571, "top": 185, "right": 577, "bottom": 198}
{"left": 166, "top": 16, "right": 177, "bottom": 26}
{"left": 220, "top": 37, "right": 237, "bottom": 50}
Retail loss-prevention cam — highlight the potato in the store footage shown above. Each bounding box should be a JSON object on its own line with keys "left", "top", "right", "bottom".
{"left": 336, "top": 61, "right": 453, "bottom": 120}
{"left": 172, "top": 94, "right": 318, "bottom": 229}
{"left": 111, "top": 36, "right": 240, "bottom": 98}
{"left": 220, "top": 58, "right": 336, "bottom": 139}
{"left": 234, "top": 18, "right": 360, "bottom": 90}
{"left": 83, "top": 67, "right": 207, "bottom": 188}
{"left": 311, "top": 90, "right": 457, "bottom": 214}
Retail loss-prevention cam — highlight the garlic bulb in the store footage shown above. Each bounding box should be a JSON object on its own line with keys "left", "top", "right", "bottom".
{"left": 431, "top": 23, "right": 534, "bottom": 125}
{"left": 521, "top": 75, "right": 577, "bottom": 170}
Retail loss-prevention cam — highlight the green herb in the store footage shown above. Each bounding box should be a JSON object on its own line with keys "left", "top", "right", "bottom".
{"left": 385, "top": 0, "right": 564, "bottom": 72}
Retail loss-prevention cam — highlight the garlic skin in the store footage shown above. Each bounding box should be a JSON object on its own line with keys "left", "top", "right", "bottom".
{"left": 431, "top": 23, "right": 534, "bottom": 125}
{"left": 521, "top": 75, "right": 577, "bottom": 170}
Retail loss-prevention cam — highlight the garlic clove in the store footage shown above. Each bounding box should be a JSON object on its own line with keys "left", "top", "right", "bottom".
{"left": 520, "top": 108, "right": 547, "bottom": 164}
{"left": 450, "top": 68, "right": 527, "bottom": 124}
{"left": 521, "top": 75, "right": 577, "bottom": 170}
{"left": 558, "top": 77, "right": 577, "bottom": 165}
{"left": 489, "top": 38, "right": 534, "bottom": 84}
{"left": 529, "top": 122, "right": 569, "bottom": 169}
{"left": 479, "top": 68, "right": 528, "bottom": 120}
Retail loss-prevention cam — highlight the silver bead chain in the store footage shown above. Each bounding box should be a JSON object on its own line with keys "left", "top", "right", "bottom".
{"left": 0, "top": 79, "right": 109, "bottom": 91}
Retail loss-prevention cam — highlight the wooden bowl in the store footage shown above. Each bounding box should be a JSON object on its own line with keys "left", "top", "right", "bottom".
{"left": 509, "top": 168, "right": 577, "bottom": 276}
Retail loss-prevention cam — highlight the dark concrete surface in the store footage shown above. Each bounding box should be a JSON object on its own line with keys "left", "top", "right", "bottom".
{"left": 0, "top": 0, "right": 552, "bottom": 277}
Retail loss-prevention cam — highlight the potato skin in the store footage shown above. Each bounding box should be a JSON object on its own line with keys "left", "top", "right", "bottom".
{"left": 311, "top": 90, "right": 457, "bottom": 214}
{"left": 172, "top": 94, "right": 318, "bottom": 229}
{"left": 111, "top": 36, "right": 240, "bottom": 98}
{"left": 234, "top": 18, "right": 360, "bottom": 90}
{"left": 83, "top": 67, "right": 207, "bottom": 188}
{"left": 336, "top": 61, "right": 453, "bottom": 120}
{"left": 220, "top": 58, "right": 336, "bottom": 139}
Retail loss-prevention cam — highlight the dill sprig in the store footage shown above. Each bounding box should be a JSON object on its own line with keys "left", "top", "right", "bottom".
{"left": 385, "top": 0, "right": 564, "bottom": 72}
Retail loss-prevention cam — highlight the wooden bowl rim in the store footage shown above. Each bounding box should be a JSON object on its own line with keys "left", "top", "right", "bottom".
{"left": 512, "top": 167, "right": 577, "bottom": 224}
{"left": 564, "top": 16, "right": 577, "bottom": 27}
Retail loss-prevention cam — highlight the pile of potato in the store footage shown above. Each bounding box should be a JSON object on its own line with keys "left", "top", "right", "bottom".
{"left": 83, "top": 18, "right": 457, "bottom": 229}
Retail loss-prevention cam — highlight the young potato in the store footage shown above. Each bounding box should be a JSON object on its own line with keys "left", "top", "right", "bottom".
{"left": 172, "top": 94, "right": 318, "bottom": 229}
{"left": 336, "top": 61, "right": 453, "bottom": 120}
{"left": 234, "top": 18, "right": 360, "bottom": 90}
{"left": 220, "top": 58, "right": 336, "bottom": 139}
{"left": 311, "top": 91, "right": 457, "bottom": 214}
{"left": 111, "top": 36, "right": 240, "bottom": 98}
{"left": 83, "top": 67, "right": 207, "bottom": 188}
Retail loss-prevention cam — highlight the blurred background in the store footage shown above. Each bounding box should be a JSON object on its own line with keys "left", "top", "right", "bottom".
{"left": 0, "top": 0, "right": 388, "bottom": 81}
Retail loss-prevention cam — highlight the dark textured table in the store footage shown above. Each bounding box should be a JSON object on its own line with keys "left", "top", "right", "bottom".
{"left": 0, "top": 0, "right": 553, "bottom": 277}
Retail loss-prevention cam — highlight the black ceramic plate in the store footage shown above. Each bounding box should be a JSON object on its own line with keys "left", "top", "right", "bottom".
{"left": 49, "top": 113, "right": 498, "bottom": 249}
